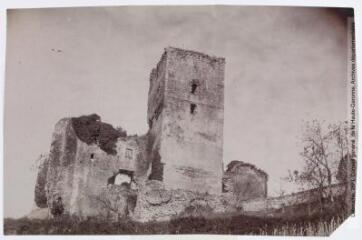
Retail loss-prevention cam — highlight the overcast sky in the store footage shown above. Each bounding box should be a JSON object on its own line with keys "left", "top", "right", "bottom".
{"left": 4, "top": 6, "right": 349, "bottom": 218}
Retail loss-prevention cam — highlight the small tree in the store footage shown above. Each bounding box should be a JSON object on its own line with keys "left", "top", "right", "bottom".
{"left": 330, "top": 122, "right": 355, "bottom": 216}
{"left": 287, "top": 120, "right": 350, "bottom": 210}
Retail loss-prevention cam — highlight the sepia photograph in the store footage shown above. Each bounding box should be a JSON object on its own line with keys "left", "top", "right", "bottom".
{"left": 2, "top": 4, "right": 358, "bottom": 236}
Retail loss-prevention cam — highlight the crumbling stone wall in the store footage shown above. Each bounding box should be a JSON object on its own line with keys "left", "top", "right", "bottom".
{"left": 240, "top": 183, "right": 345, "bottom": 214}
{"left": 132, "top": 180, "right": 237, "bottom": 222}
{"left": 46, "top": 118, "right": 78, "bottom": 216}
{"left": 223, "top": 161, "right": 268, "bottom": 201}
{"left": 96, "top": 185, "right": 137, "bottom": 221}
{"left": 39, "top": 116, "right": 148, "bottom": 218}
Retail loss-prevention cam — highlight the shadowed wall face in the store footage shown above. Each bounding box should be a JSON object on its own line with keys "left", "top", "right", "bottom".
{"left": 148, "top": 48, "right": 225, "bottom": 194}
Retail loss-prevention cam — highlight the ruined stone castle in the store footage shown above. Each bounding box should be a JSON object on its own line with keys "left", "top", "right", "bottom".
{"left": 33, "top": 47, "right": 269, "bottom": 221}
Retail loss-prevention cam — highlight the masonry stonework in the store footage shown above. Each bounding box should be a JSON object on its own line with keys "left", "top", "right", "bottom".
{"left": 41, "top": 118, "right": 146, "bottom": 219}
{"left": 33, "top": 47, "right": 275, "bottom": 221}
{"left": 147, "top": 47, "right": 225, "bottom": 194}
{"left": 223, "top": 161, "right": 268, "bottom": 201}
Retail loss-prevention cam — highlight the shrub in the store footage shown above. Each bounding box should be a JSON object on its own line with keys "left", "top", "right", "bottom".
{"left": 50, "top": 197, "right": 64, "bottom": 217}
{"left": 71, "top": 114, "right": 127, "bottom": 155}
{"left": 4, "top": 212, "right": 346, "bottom": 235}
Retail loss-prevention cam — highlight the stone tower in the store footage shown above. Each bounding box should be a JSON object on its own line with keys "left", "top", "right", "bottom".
{"left": 147, "top": 47, "right": 225, "bottom": 194}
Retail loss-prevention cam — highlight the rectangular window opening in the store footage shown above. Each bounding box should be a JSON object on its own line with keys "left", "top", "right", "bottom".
{"left": 190, "top": 103, "right": 197, "bottom": 114}
{"left": 191, "top": 83, "right": 198, "bottom": 94}
{"left": 191, "top": 79, "right": 200, "bottom": 94}
{"left": 125, "top": 148, "right": 133, "bottom": 159}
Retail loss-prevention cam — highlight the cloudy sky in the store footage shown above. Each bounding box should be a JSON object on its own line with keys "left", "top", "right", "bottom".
{"left": 4, "top": 6, "right": 349, "bottom": 218}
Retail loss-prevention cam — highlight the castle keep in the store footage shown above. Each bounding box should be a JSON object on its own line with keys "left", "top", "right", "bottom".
{"left": 147, "top": 47, "right": 225, "bottom": 194}
{"left": 33, "top": 47, "right": 268, "bottom": 221}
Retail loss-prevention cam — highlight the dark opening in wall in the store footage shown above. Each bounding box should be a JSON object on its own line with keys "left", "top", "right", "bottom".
{"left": 107, "top": 174, "right": 116, "bottom": 185}
{"left": 191, "top": 83, "right": 198, "bottom": 94}
{"left": 90, "top": 153, "right": 94, "bottom": 159}
{"left": 107, "top": 170, "right": 134, "bottom": 186}
{"left": 222, "top": 181, "right": 227, "bottom": 193}
{"left": 191, "top": 79, "right": 199, "bottom": 94}
{"left": 190, "top": 103, "right": 197, "bottom": 114}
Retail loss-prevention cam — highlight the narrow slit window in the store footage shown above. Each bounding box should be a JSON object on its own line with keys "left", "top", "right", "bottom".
{"left": 90, "top": 153, "right": 94, "bottom": 159}
{"left": 191, "top": 83, "right": 198, "bottom": 94}
{"left": 190, "top": 104, "right": 197, "bottom": 114}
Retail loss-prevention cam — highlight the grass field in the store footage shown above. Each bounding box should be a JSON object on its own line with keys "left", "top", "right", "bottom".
{"left": 4, "top": 211, "right": 346, "bottom": 236}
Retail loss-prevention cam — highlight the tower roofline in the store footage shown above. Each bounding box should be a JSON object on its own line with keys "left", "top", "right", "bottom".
{"left": 164, "top": 46, "right": 225, "bottom": 63}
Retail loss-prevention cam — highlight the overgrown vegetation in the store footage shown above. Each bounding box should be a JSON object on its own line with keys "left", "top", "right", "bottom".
{"left": 6, "top": 195, "right": 348, "bottom": 235}
{"left": 71, "top": 114, "right": 127, "bottom": 155}
{"left": 286, "top": 120, "right": 355, "bottom": 213}
{"left": 258, "top": 216, "right": 344, "bottom": 236}
{"left": 4, "top": 211, "right": 346, "bottom": 236}
{"left": 5, "top": 189, "right": 349, "bottom": 235}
